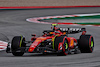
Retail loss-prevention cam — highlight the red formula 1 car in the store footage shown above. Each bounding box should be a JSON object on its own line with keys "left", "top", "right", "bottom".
{"left": 6, "top": 24, "right": 94, "bottom": 56}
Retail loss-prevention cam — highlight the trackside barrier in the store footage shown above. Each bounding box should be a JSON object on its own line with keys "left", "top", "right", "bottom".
{"left": 0, "top": 6, "right": 100, "bottom": 10}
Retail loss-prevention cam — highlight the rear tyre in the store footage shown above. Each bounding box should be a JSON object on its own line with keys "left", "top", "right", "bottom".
{"left": 78, "top": 35, "right": 94, "bottom": 53}
{"left": 11, "top": 36, "right": 26, "bottom": 56}
{"left": 54, "top": 36, "right": 69, "bottom": 56}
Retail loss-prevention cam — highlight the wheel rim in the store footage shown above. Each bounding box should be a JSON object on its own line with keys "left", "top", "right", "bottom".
{"left": 90, "top": 37, "right": 94, "bottom": 52}
{"left": 65, "top": 43, "right": 68, "bottom": 49}
{"left": 91, "top": 41, "right": 93, "bottom": 47}
{"left": 63, "top": 40, "right": 69, "bottom": 55}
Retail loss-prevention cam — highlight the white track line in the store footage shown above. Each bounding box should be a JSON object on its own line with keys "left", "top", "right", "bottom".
{"left": 0, "top": 41, "right": 8, "bottom": 51}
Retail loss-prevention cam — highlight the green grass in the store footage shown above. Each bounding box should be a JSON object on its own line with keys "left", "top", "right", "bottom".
{"left": 75, "top": 22, "right": 100, "bottom": 25}
{"left": 42, "top": 15, "right": 100, "bottom": 20}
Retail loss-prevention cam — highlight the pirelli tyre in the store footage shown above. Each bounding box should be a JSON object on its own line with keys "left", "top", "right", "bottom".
{"left": 11, "top": 36, "right": 26, "bottom": 56}
{"left": 54, "top": 36, "right": 69, "bottom": 56}
{"left": 78, "top": 35, "right": 94, "bottom": 53}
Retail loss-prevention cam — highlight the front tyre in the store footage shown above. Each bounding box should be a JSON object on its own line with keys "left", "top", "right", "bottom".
{"left": 11, "top": 36, "right": 26, "bottom": 56}
{"left": 54, "top": 36, "right": 69, "bottom": 56}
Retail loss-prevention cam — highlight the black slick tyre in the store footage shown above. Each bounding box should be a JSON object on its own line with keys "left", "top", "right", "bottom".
{"left": 78, "top": 35, "right": 94, "bottom": 53}
{"left": 54, "top": 36, "right": 69, "bottom": 56}
{"left": 11, "top": 36, "right": 26, "bottom": 56}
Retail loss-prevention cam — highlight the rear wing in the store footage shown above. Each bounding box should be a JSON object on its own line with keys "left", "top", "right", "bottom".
{"left": 59, "top": 27, "right": 86, "bottom": 34}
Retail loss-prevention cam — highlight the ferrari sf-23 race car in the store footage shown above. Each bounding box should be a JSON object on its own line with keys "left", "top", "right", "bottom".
{"left": 6, "top": 24, "right": 94, "bottom": 56}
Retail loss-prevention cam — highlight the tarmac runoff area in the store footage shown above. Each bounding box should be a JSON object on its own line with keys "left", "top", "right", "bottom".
{"left": 0, "top": 13, "right": 100, "bottom": 51}
{"left": 0, "top": 8, "right": 100, "bottom": 67}
{"left": 1, "top": 12, "right": 100, "bottom": 51}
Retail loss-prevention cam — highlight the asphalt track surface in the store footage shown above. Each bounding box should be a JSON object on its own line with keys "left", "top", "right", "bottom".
{"left": 0, "top": 7, "right": 100, "bottom": 67}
